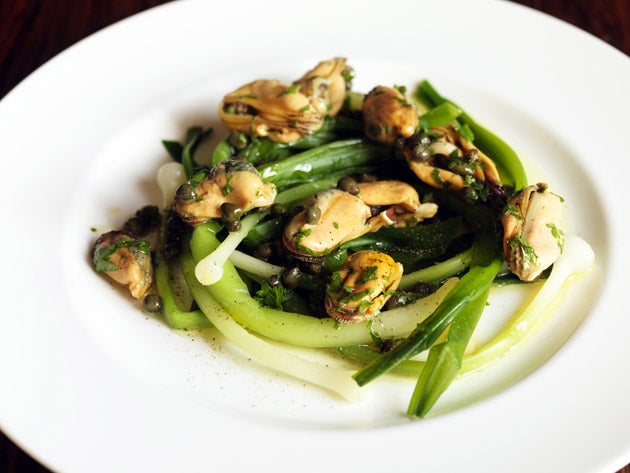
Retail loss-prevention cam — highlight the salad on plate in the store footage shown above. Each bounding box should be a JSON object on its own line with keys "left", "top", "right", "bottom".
{"left": 90, "top": 57, "right": 594, "bottom": 417}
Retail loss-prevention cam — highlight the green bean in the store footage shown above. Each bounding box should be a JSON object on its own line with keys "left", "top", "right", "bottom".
{"left": 217, "top": 117, "right": 364, "bottom": 166}
{"left": 287, "top": 116, "right": 363, "bottom": 149}
{"left": 338, "top": 345, "right": 427, "bottom": 377}
{"left": 237, "top": 136, "right": 293, "bottom": 165}
{"left": 418, "top": 102, "right": 462, "bottom": 129}
{"left": 406, "top": 287, "right": 489, "bottom": 417}
{"left": 352, "top": 257, "right": 501, "bottom": 386}
{"left": 273, "top": 173, "right": 345, "bottom": 205}
{"left": 257, "top": 138, "right": 391, "bottom": 189}
{"left": 241, "top": 217, "right": 285, "bottom": 249}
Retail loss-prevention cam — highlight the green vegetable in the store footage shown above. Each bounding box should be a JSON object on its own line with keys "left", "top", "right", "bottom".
{"left": 211, "top": 117, "right": 364, "bottom": 168}
{"left": 415, "top": 80, "right": 527, "bottom": 190}
{"left": 186, "top": 222, "right": 457, "bottom": 348}
{"left": 109, "top": 72, "right": 570, "bottom": 420}
{"left": 153, "top": 258, "right": 212, "bottom": 330}
{"left": 257, "top": 138, "right": 391, "bottom": 189}
{"left": 339, "top": 345, "right": 427, "bottom": 377}
{"left": 255, "top": 280, "right": 290, "bottom": 310}
{"left": 406, "top": 287, "right": 489, "bottom": 417}
{"left": 418, "top": 102, "right": 462, "bottom": 129}
{"left": 352, "top": 222, "right": 502, "bottom": 387}
{"left": 273, "top": 171, "right": 374, "bottom": 205}
{"left": 194, "top": 213, "right": 265, "bottom": 285}
{"left": 352, "top": 258, "right": 501, "bottom": 386}
{"left": 398, "top": 246, "right": 474, "bottom": 288}
{"left": 163, "top": 126, "right": 213, "bottom": 178}
{"left": 182, "top": 248, "right": 363, "bottom": 401}
{"left": 324, "top": 217, "right": 463, "bottom": 272}
{"left": 211, "top": 138, "right": 234, "bottom": 166}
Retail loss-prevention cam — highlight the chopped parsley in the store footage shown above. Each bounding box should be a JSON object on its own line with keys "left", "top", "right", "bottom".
{"left": 507, "top": 235, "right": 538, "bottom": 269}
{"left": 222, "top": 173, "right": 235, "bottom": 196}
{"left": 431, "top": 168, "right": 446, "bottom": 186}
{"left": 277, "top": 84, "right": 301, "bottom": 98}
{"left": 255, "top": 280, "right": 289, "bottom": 310}
{"left": 357, "top": 266, "right": 378, "bottom": 284}
{"left": 294, "top": 227, "right": 319, "bottom": 256}
{"left": 547, "top": 223, "right": 565, "bottom": 251}
{"left": 327, "top": 270, "right": 344, "bottom": 294}
{"left": 93, "top": 238, "right": 151, "bottom": 273}
{"left": 504, "top": 203, "right": 524, "bottom": 220}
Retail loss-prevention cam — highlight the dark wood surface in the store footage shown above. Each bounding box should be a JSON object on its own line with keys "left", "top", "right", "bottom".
{"left": 1, "top": 0, "right": 629, "bottom": 471}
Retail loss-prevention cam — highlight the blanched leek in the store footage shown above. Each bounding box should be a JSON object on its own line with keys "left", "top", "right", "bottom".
{"left": 182, "top": 250, "right": 364, "bottom": 401}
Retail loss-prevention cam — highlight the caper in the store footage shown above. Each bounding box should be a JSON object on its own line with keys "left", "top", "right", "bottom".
{"left": 460, "top": 186, "right": 479, "bottom": 202}
{"left": 413, "top": 144, "right": 431, "bottom": 162}
{"left": 357, "top": 173, "right": 378, "bottom": 183}
{"left": 221, "top": 202, "right": 243, "bottom": 222}
{"left": 412, "top": 282, "right": 433, "bottom": 297}
{"left": 384, "top": 292, "right": 409, "bottom": 310}
{"left": 303, "top": 261, "right": 325, "bottom": 274}
{"left": 379, "top": 338, "right": 395, "bottom": 353}
{"left": 225, "top": 220, "right": 241, "bottom": 232}
{"left": 282, "top": 266, "right": 302, "bottom": 289}
{"left": 305, "top": 205, "right": 321, "bottom": 224}
{"left": 143, "top": 294, "right": 162, "bottom": 313}
{"left": 408, "top": 131, "right": 430, "bottom": 146}
{"left": 365, "top": 122, "right": 386, "bottom": 140}
{"left": 337, "top": 176, "right": 359, "bottom": 195}
{"left": 176, "top": 183, "right": 197, "bottom": 201}
{"left": 253, "top": 242, "right": 274, "bottom": 260}
{"left": 450, "top": 160, "right": 475, "bottom": 176}
{"left": 267, "top": 274, "right": 282, "bottom": 287}
{"left": 418, "top": 133, "right": 432, "bottom": 147}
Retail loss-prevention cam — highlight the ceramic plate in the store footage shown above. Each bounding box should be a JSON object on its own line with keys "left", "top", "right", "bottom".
{"left": 1, "top": 0, "right": 629, "bottom": 471}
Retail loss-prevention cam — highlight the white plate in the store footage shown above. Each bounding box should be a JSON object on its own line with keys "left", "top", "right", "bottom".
{"left": 1, "top": 0, "right": 629, "bottom": 471}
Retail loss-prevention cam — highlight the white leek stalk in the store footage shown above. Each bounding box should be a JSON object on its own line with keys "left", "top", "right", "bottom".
{"left": 157, "top": 162, "right": 187, "bottom": 209}
{"left": 195, "top": 213, "right": 265, "bottom": 285}
{"left": 462, "top": 235, "right": 595, "bottom": 373}
{"left": 185, "top": 254, "right": 363, "bottom": 401}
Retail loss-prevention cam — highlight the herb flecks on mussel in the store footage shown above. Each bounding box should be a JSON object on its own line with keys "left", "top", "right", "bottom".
{"left": 219, "top": 57, "right": 351, "bottom": 143}
{"left": 501, "top": 183, "right": 564, "bottom": 281}
{"left": 325, "top": 250, "right": 403, "bottom": 324}
{"left": 91, "top": 57, "right": 567, "bottom": 331}
{"left": 282, "top": 180, "right": 437, "bottom": 264}
{"left": 92, "top": 230, "right": 153, "bottom": 300}
{"left": 173, "top": 159, "right": 276, "bottom": 227}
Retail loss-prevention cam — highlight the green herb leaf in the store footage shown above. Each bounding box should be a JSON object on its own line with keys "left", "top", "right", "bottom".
{"left": 93, "top": 238, "right": 151, "bottom": 273}
{"left": 255, "top": 281, "right": 289, "bottom": 310}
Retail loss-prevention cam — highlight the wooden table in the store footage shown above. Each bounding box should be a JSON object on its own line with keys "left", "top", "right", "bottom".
{"left": 1, "top": 1, "right": 628, "bottom": 471}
